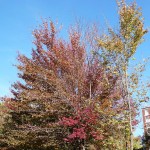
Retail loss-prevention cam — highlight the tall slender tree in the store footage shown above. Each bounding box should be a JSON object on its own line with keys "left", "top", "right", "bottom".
{"left": 97, "top": 0, "right": 147, "bottom": 149}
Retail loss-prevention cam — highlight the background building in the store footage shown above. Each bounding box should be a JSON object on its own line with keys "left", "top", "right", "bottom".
{"left": 142, "top": 107, "right": 150, "bottom": 135}
{"left": 142, "top": 107, "right": 150, "bottom": 149}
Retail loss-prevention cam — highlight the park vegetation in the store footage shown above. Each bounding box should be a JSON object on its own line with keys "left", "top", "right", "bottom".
{"left": 0, "top": 0, "right": 149, "bottom": 149}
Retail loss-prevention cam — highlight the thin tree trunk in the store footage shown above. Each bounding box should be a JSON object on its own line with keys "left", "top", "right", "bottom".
{"left": 125, "top": 68, "right": 133, "bottom": 150}
{"left": 90, "top": 81, "right": 92, "bottom": 99}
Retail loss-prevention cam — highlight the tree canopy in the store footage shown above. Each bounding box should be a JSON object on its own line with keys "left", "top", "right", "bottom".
{"left": 0, "top": 0, "right": 148, "bottom": 150}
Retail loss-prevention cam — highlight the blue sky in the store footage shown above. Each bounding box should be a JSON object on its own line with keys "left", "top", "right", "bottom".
{"left": 0, "top": 0, "right": 150, "bottom": 136}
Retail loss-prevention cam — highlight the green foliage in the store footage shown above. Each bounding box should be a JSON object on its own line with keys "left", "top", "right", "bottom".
{"left": 133, "top": 136, "right": 142, "bottom": 149}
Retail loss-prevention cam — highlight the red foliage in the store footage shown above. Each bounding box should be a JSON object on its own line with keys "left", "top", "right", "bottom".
{"left": 68, "top": 127, "right": 86, "bottom": 140}
{"left": 59, "top": 107, "right": 103, "bottom": 143}
{"left": 59, "top": 117, "right": 79, "bottom": 127}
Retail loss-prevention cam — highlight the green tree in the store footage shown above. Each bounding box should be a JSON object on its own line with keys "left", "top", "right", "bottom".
{"left": 133, "top": 136, "right": 142, "bottom": 150}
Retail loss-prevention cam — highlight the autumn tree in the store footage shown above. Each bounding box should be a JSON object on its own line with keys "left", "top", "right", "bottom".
{"left": 0, "top": 20, "right": 125, "bottom": 150}
{"left": 0, "top": 101, "right": 12, "bottom": 149}
{"left": 0, "top": 0, "right": 148, "bottom": 150}
{"left": 97, "top": 0, "right": 147, "bottom": 149}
